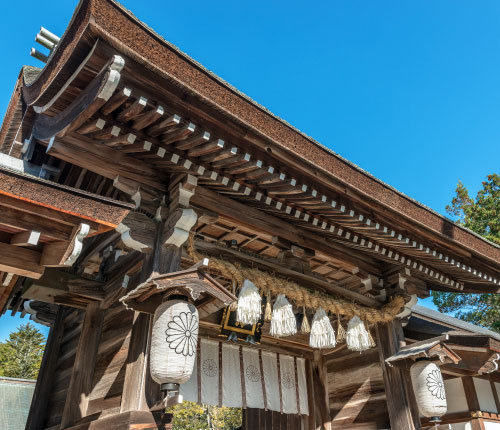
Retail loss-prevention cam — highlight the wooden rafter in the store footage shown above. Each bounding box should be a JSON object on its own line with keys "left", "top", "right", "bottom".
{"left": 31, "top": 55, "right": 125, "bottom": 141}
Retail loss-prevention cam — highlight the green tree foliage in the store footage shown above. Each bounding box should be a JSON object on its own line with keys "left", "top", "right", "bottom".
{"left": 432, "top": 174, "right": 500, "bottom": 331}
{"left": 167, "top": 402, "right": 242, "bottom": 430}
{"left": 0, "top": 323, "right": 46, "bottom": 379}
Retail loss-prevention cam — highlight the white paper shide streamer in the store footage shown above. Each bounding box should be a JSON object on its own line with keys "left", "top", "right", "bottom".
{"left": 270, "top": 294, "right": 297, "bottom": 337}
{"left": 346, "top": 316, "right": 374, "bottom": 352}
{"left": 236, "top": 279, "right": 262, "bottom": 325}
{"left": 150, "top": 299, "right": 199, "bottom": 391}
{"left": 309, "top": 307, "right": 336, "bottom": 349}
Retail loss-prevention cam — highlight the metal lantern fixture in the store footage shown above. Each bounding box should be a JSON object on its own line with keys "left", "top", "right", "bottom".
{"left": 150, "top": 295, "right": 199, "bottom": 396}
{"left": 410, "top": 358, "right": 447, "bottom": 423}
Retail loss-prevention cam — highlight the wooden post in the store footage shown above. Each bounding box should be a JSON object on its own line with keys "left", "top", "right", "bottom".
{"left": 25, "top": 306, "right": 65, "bottom": 430}
{"left": 462, "top": 376, "right": 483, "bottom": 430}
{"left": 376, "top": 320, "right": 421, "bottom": 430}
{"left": 120, "top": 311, "right": 152, "bottom": 412}
{"left": 305, "top": 358, "right": 317, "bottom": 430}
{"left": 312, "top": 350, "right": 331, "bottom": 430}
{"left": 61, "top": 301, "right": 103, "bottom": 428}
{"left": 120, "top": 219, "right": 183, "bottom": 413}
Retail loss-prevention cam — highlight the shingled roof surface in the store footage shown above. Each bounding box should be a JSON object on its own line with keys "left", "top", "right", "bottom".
{"left": 411, "top": 304, "right": 500, "bottom": 341}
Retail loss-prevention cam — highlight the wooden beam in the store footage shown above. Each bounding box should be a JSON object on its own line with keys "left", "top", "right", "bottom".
{"left": 0, "top": 241, "right": 44, "bottom": 278}
{"left": 47, "top": 133, "right": 166, "bottom": 191}
{"left": 116, "top": 96, "right": 148, "bottom": 123}
{"left": 26, "top": 306, "right": 65, "bottom": 430}
{"left": 376, "top": 321, "right": 421, "bottom": 430}
{"left": 192, "top": 186, "right": 381, "bottom": 276}
{"left": 0, "top": 204, "right": 74, "bottom": 241}
{"left": 194, "top": 239, "right": 380, "bottom": 307}
{"left": 61, "top": 301, "right": 103, "bottom": 428}
{"left": 131, "top": 105, "right": 165, "bottom": 131}
{"left": 10, "top": 230, "right": 40, "bottom": 246}
{"left": 101, "top": 87, "right": 132, "bottom": 116}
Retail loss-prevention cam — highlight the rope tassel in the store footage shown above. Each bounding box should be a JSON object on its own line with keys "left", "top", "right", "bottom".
{"left": 346, "top": 316, "right": 373, "bottom": 352}
{"left": 229, "top": 280, "right": 238, "bottom": 312}
{"left": 336, "top": 314, "right": 346, "bottom": 342}
{"left": 236, "top": 279, "right": 261, "bottom": 325}
{"left": 264, "top": 290, "right": 272, "bottom": 322}
{"left": 270, "top": 294, "right": 297, "bottom": 337}
{"left": 300, "top": 305, "right": 310, "bottom": 334}
{"left": 309, "top": 308, "right": 336, "bottom": 349}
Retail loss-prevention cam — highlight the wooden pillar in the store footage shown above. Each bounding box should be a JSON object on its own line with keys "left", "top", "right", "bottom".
{"left": 312, "top": 350, "right": 331, "bottom": 430}
{"left": 305, "top": 358, "right": 317, "bottom": 430}
{"left": 120, "top": 217, "right": 182, "bottom": 414}
{"left": 376, "top": 320, "right": 421, "bottom": 430}
{"left": 25, "top": 306, "right": 65, "bottom": 430}
{"left": 462, "top": 376, "right": 483, "bottom": 430}
{"left": 118, "top": 175, "right": 190, "bottom": 424}
{"left": 120, "top": 311, "right": 152, "bottom": 412}
{"left": 61, "top": 301, "right": 103, "bottom": 428}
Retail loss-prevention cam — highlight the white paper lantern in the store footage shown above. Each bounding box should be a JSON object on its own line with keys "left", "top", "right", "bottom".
{"left": 410, "top": 359, "right": 447, "bottom": 421}
{"left": 150, "top": 298, "right": 199, "bottom": 391}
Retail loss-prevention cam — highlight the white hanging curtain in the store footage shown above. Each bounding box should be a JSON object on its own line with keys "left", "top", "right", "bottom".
{"left": 261, "top": 351, "right": 281, "bottom": 413}
{"left": 180, "top": 352, "right": 198, "bottom": 402}
{"left": 279, "top": 354, "right": 298, "bottom": 414}
{"left": 200, "top": 338, "right": 219, "bottom": 406}
{"left": 180, "top": 338, "right": 309, "bottom": 415}
{"left": 242, "top": 347, "right": 265, "bottom": 409}
{"left": 222, "top": 343, "right": 242, "bottom": 408}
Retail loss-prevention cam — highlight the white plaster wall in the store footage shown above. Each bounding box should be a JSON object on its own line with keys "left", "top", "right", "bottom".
{"left": 444, "top": 377, "right": 469, "bottom": 414}
{"left": 473, "top": 377, "right": 498, "bottom": 413}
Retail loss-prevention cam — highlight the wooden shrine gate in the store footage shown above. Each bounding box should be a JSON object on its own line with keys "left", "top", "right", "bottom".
{"left": 0, "top": 1, "right": 500, "bottom": 429}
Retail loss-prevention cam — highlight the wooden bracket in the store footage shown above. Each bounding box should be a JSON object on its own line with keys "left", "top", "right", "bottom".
{"left": 113, "top": 175, "right": 163, "bottom": 209}
{"left": 163, "top": 208, "right": 198, "bottom": 247}
{"left": 116, "top": 211, "right": 156, "bottom": 252}
{"left": 40, "top": 223, "right": 90, "bottom": 267}
{"left": 119, "top": 259, "right": 237, "bottom": 314}
{"left": 163, "top": 175, "right": 198, "bottom": 247}
{"left": 273, "top": 235, "right": 314, "bottom": 274}
{"left": 479, "top": 353, "right": 500, "bottom": 374}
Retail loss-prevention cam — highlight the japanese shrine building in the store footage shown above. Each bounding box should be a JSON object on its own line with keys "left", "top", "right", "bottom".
{"left": 1, "top": 1, "right": 500, "bottom": 429}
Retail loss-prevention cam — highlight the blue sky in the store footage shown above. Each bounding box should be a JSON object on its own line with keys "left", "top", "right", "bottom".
{"left": 1, "top": 0, "right": 500, "bottom": 340}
